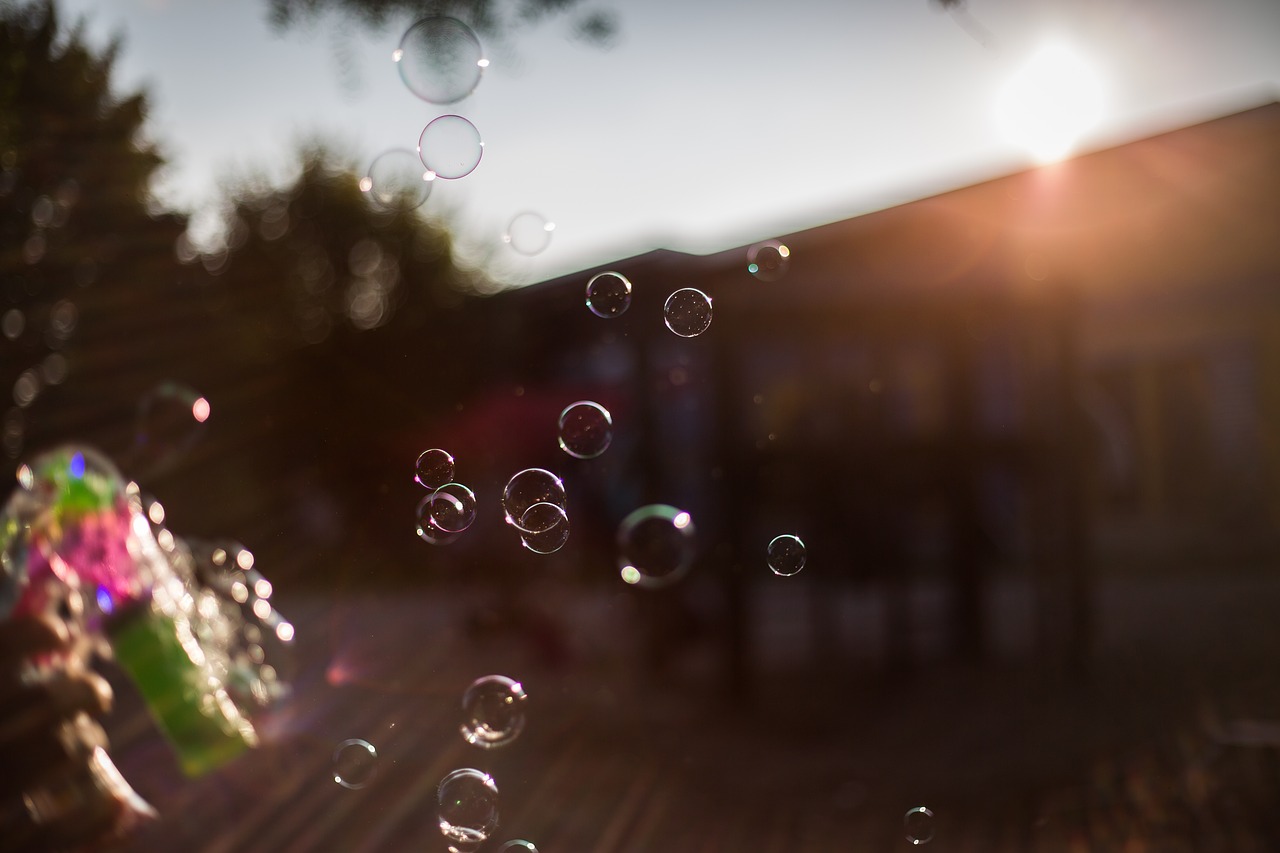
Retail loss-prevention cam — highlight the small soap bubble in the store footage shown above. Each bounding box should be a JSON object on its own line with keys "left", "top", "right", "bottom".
{"left": 430, "top": 483, "right": 478, "bottom": 533}
{"left": 518, "top": 502, "right": 570, "bottom": 554}
{"left": 416, "top": 495, "right": 462, "bottom": 545}
{"left": 767, "top": 534, "right": 806, "bottom": 577}
{"left": 585, "top": 271, "right": 632, "bottom": 318}
{"left": 438, "top": 768, "right": 500, "bottom": 849}
{"left": 134, "top": 382, "right": 210, "bottom": 470}
{"left": 500, "top": 842, "right": 539, "bottom": 853}
{"left": 362, "top": 149, "right": 432, "bottom": 211}
{"left": 663, "top": 288, "right": 713, "bottom": 337}
{"left": 461, "top": 675, "right": 528, "bottom": 748}
{"left": 418, "top": 115, "right": 483, "bottom": 180}
{"left": 617, "top": 504, "right": 696, "bottom": 588}
{"left": 503, "top": 212, "right": 554, "bottom": 256}
{"left": 416, "top": 448, "right": 456, "bottom": 489}
{"left": 502, "top": 469, "right": 566, "bottom": 532}
{"left": 557, "top": 401, "right": 612, "bottom": 459}
{"left": 747, "top": 240, "right": 791, "bottom": 281}
{"left": 333, "top": 739, "right": 378, "bottom": 789}
{"left": 397, "top": 17, "right": 485, "bottom": 104}
{"left": 904, "top": 806, "right": 935, "bottom": 845}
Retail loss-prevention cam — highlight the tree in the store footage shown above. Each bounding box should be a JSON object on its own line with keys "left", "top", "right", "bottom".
{"left": 0, "top": 0, "right": 188, "bottom": 468}
{"left": 266, "top": 0, "right": 618, "bottom": 48}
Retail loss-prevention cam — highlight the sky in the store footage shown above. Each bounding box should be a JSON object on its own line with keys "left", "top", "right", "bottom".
{"left": 57, "top": 0, "right": 1280, "bottom": 286}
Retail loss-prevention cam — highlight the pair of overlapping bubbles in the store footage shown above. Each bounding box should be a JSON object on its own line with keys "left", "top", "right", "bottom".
{"left": 414, "top": 448, "right": 477, "bottom": 545}
{"left": 501, "top": 468, "right": 570, "bottom": 554}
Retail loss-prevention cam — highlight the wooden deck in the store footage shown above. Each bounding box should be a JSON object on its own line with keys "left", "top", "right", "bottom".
{"left": 100, "top": 574, "right": 1280, "bottom": 852}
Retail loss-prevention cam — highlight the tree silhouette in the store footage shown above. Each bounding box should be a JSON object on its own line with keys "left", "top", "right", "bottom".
{"left": 0, "top": 0, "right": 186, "bottom": 467}
{"left": 266, "top": 0, "right": 618, "bottom": 47}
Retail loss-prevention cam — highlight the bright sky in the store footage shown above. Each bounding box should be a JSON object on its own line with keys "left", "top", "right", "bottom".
{"left": 59, "top": 0, "right": 1280, "bottom": 286}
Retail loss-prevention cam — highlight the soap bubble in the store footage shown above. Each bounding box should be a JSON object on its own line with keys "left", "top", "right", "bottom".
{"left": 747, "top": 240, "right": 791, "bottom": 281}
{"left": 617, "top": 504, "right": 696, "bottom": 588}
{"left": 333, "top": 739, "right": 378, "bottom": 789}
{"left": 415, "top": 448, "right": 455, "bottom": 489}
{"left": 416, "top": 494, "right": 462, "bottom": 545}
{"left": 904, "top": 806, "right": 935, "bottom": 845}
{"left": 396, "top": 17, "right": 486, "bottom": 104}
{"left": 557, "top": 401, "right": 612, "bottom": 459}
{"left": 418, "top": 115, "right": 484, "bottom": 180}
{"left": 438, "top": 768, "right": 500, "bottom": 849}
{"left": 361, "top": 149, "right": 432, "bottom": 211}
{"left": 517, "top": 502, "right": 570, "bottom": 554}
{"left": 460, "top": 674, "right": 528, "bottom": 749}
{"left": 585, "top": 271, "right": 632, "bottom": 318}
{"left": 663, "top": 288, "right": 712, "bottom": 337}
{"left": 499, "top": 842, "right": 539, "bottom": 853}
{"left": 767, "top": 534, "right": 806, "bottom": 576}
{"left": 502, "top": 469, "right": 566, "bottom": 532}
{"left": 428, "top": 483, "right": 478, "bottom": 534}
{"left": 503, "top": 212, "right": 554, "bottom": 256}
{"left": 134, "top": 382, "right": 210, "bottom": 471}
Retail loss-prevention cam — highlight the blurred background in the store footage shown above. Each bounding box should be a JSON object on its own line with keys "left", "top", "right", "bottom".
{"left": 3, "top": 0, "right": 1280, "bottom": 849}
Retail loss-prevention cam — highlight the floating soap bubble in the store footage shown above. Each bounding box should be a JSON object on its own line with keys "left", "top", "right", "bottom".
{"left": 361, "top": 149, "right": 432, "bottom": 211}
{"left": 557, "top": 401, "right": 612, "bottom": 459}
{"left": 904, "top": 806, "right": 935, "bottom": 845}
{"left": 767, "top": 534, "right": 806, "bottom": 577}
{"left": 429, "top": 483, "right": 478, "bottom": 533}
{"left": 460, "top": 674, "right": 528, "bottom": 749}
{"left": 438, "top": 768, "right": 500, "bottom": 850}
{"left": 502, "top": 469, "right": 566, "bottom": 532}
{"left": 333, "top": 738, "right": 378, "bottom": 789}
{"left": 585, "top": 271, "right": 632, "bottom": 318}
{"left": 134, "top": 382, "right": 210, "bottom": 472}
{"left": 500, "top": 842, "right": 539, "bottom": 852}
{"left": 416, "top": 495, "right": 462, "bottom": 546}
{"left": 617, "top": 504, "right": 696, "bottom": 588}
{"left": 663, "top": 288, "right": 712, "bottom": 337}
{"left": 418, "top": 115, "right": 483, "bottom": 180}
{"left": 518, "top": 502, "right": 570, "bottom": 554}
{"left": 747, "top": 240, "right": 791, "bottom": 281}
{"left": 503, "top": 212, "right": 554, "bottom": 256}
{"left": 415, "top": 448, "right": 456, "bottom": 489}
{"left": 396, "top": 17, "right": 486, "bottom": 104}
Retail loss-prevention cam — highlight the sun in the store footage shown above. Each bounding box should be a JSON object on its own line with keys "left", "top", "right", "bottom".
{"left": 996, "top": 41, "right": 1106, "bottom": 164}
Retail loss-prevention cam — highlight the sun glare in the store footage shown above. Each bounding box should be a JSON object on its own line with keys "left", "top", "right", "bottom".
{"left": 996, "top": 41, "right": 1105, "bottom": 164}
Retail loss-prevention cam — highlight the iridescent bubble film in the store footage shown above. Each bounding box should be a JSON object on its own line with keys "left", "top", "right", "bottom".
{"left": 557, "top": 400, "right": 612, "bottom": 459}
{"left": 332, "top": 738, "right": 378, "bottom": 790}
{"left": 429, "top": 483, "right": 478, "bottom": 534}
{"left": 503, "top": 212, "right": 554, "bottom": 256}
{"left": 517, "top": 502, "right": 570, "bottom": 554}
{"left": 415, "top": 448, "right": 456, "bottom": 490}
{"left": 416, "top": 494, "right": 462, "bottom": 545}
{"left": 585, "top": 271, "right": 632, "bottom": 318}
{"left": 767, "top": 534, "right": 806, "bottom": 577}
{"left": 747, "top": 239, "right": 791, "bottom": 281}
{"left": 617, "top": 504, "right": 696, "bottom": 588}
{"left": 663, "top": 288, "right": 713, "bottom": 337}
{"left": 904, "top": 806, "right": 935, "bottom": 846}
{"left": 502, "top": 469, "right": 566, "bottom": 531}
{"left": 438, "top": 768, "right": 500, "bottom": 849}
{"left": 396, "top": 17, "right": 486, "bottom": 105}
{"left": 133, "top": 381, "right": 210, "bottom": 471}
{"left": 418, "top": 115, "right": 483, "bottom": 180}
{"left": 460, "top": 674, "right": 528, "bottom": 749}
{"left": 361, "top": 149, "right": 432, "bottom": 211}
